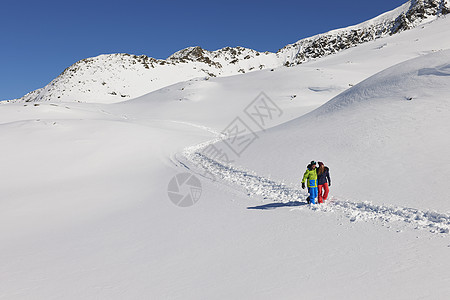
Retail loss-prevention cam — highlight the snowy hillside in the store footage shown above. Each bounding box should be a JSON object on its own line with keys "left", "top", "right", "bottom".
{"left": 105, "top": 15, "right": 450, "bottom": 213}
{"left": 4, "top": 0, "right": 449, "bottom": 104}
{"left": 279, "top": 0, "right": 450, "bottom": 65}
{"left": 202, "top": 50, "right": 450, "bottom": 213}
{"left": 108, "top": 15, "right": 450, "bottom": 130}
{"left": 5, "top": 48, "right": 279, "bottom": 104}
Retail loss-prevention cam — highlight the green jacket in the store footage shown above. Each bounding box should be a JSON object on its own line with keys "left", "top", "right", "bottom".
{"left": 302, "top": 168, "right": 318, "bottom": 188}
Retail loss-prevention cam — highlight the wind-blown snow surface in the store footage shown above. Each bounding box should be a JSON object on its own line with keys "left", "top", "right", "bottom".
{"left": 1, "top": 14, "right": 450, "bottom": 300}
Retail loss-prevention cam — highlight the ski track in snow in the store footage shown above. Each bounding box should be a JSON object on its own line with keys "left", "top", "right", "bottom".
{"left": 176, "top": 131, "right": 450, "bottom": 235}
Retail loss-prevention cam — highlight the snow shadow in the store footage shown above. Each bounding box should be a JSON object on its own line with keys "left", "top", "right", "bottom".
{"left": 418, "top": 64, "right": 450, "bottom": 76}
{"left": 247, "top": 201, "right": 308, "bottom": 210}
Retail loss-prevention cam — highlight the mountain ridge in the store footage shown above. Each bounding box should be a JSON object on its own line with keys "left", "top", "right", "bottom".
{"left": 4, "top": 0, "right": 449, "bottom": 104}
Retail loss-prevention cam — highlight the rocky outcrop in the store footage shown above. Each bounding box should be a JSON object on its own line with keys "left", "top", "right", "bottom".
{"left": 392, "top": 0, "right": 449, "bottom": 34}
{"left": 279, "top": 0, "right": 449, "bottom": 66}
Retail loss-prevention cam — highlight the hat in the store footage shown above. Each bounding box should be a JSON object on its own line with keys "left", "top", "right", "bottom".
{"left": 310, "top": 161, "right": 317, "bottom": 165}
{"left": 318, "top": 161, "right": 324, "bottom": 166}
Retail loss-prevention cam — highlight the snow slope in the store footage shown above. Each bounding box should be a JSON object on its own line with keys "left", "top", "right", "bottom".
{"left": 188, "top": 50, "right": 450, "bottom": 226}
{"left": 204, "top": 50, "right": 450, "bottom": 212}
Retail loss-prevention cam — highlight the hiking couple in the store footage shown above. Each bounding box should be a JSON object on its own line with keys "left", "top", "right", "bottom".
{"left": 301, "top": 161, "right": 331, "bottom": 204}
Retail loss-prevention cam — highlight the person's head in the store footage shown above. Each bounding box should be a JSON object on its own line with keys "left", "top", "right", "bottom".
{"left": 317, "top": 161, "right": 325, "bottom": 174}
{"left": 310, "top": 161, "right": 317, "bottom": 169}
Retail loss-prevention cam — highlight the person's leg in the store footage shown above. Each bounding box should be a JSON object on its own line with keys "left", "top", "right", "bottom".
{"left": 310, "top": 187, "right": 318, "bottom": 204}
{"left": 308, "top": 188, "right": 316, "bottom": 204}
{"left": 318, "top": 185, "right": 323, "bottom": 203}
{"left": 323, "top": 182, "right": 329, "bottom": 201}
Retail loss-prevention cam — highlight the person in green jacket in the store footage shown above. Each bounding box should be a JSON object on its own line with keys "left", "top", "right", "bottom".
{"left": 302, "top": 161, "right": 318, "bottom": 204}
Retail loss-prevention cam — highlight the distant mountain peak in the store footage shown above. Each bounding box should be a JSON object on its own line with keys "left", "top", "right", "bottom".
{"left": 168, "top": 46, "right": 205, "bottom": 60}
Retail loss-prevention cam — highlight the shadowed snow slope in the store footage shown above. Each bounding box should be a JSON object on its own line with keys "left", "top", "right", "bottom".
{"left": 226, "top": 50, "right": 450, "bottom": 211}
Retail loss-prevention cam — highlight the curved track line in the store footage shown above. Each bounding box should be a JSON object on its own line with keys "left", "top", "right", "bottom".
{"left": 178, "top": 143, "right": 450, "bottom": 234}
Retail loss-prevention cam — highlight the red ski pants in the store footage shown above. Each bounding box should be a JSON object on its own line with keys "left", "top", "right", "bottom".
{"left": 318, "top": 183, "right": 329, "bottom": 204}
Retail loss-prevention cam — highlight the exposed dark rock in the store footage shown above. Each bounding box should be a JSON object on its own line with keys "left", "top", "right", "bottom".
{"left": 281, "top": 0, "right": 449, "bottom": 66}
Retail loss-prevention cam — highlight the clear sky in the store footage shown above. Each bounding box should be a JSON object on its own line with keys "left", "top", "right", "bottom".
{"left": 1, "top": 0, "right": 407, "bottom": 100}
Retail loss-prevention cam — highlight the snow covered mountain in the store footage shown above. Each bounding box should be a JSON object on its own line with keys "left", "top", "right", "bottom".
{"left": 279, "top": 0, "right": 450, "bottom": 65}
{"left": 4, "top": 0, "right": 449, "bottom": 104}
{"left": 5, "top": 48, "right": 279, "bottom": 104}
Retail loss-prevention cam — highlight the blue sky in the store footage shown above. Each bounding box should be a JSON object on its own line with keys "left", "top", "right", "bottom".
{"left": 1, "top": 0, "right": 407, "bottom": 100}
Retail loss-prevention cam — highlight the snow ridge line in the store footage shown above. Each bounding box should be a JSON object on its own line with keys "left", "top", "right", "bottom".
{"left": 182, "top": 150, "right": 450, "bottom": 234}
